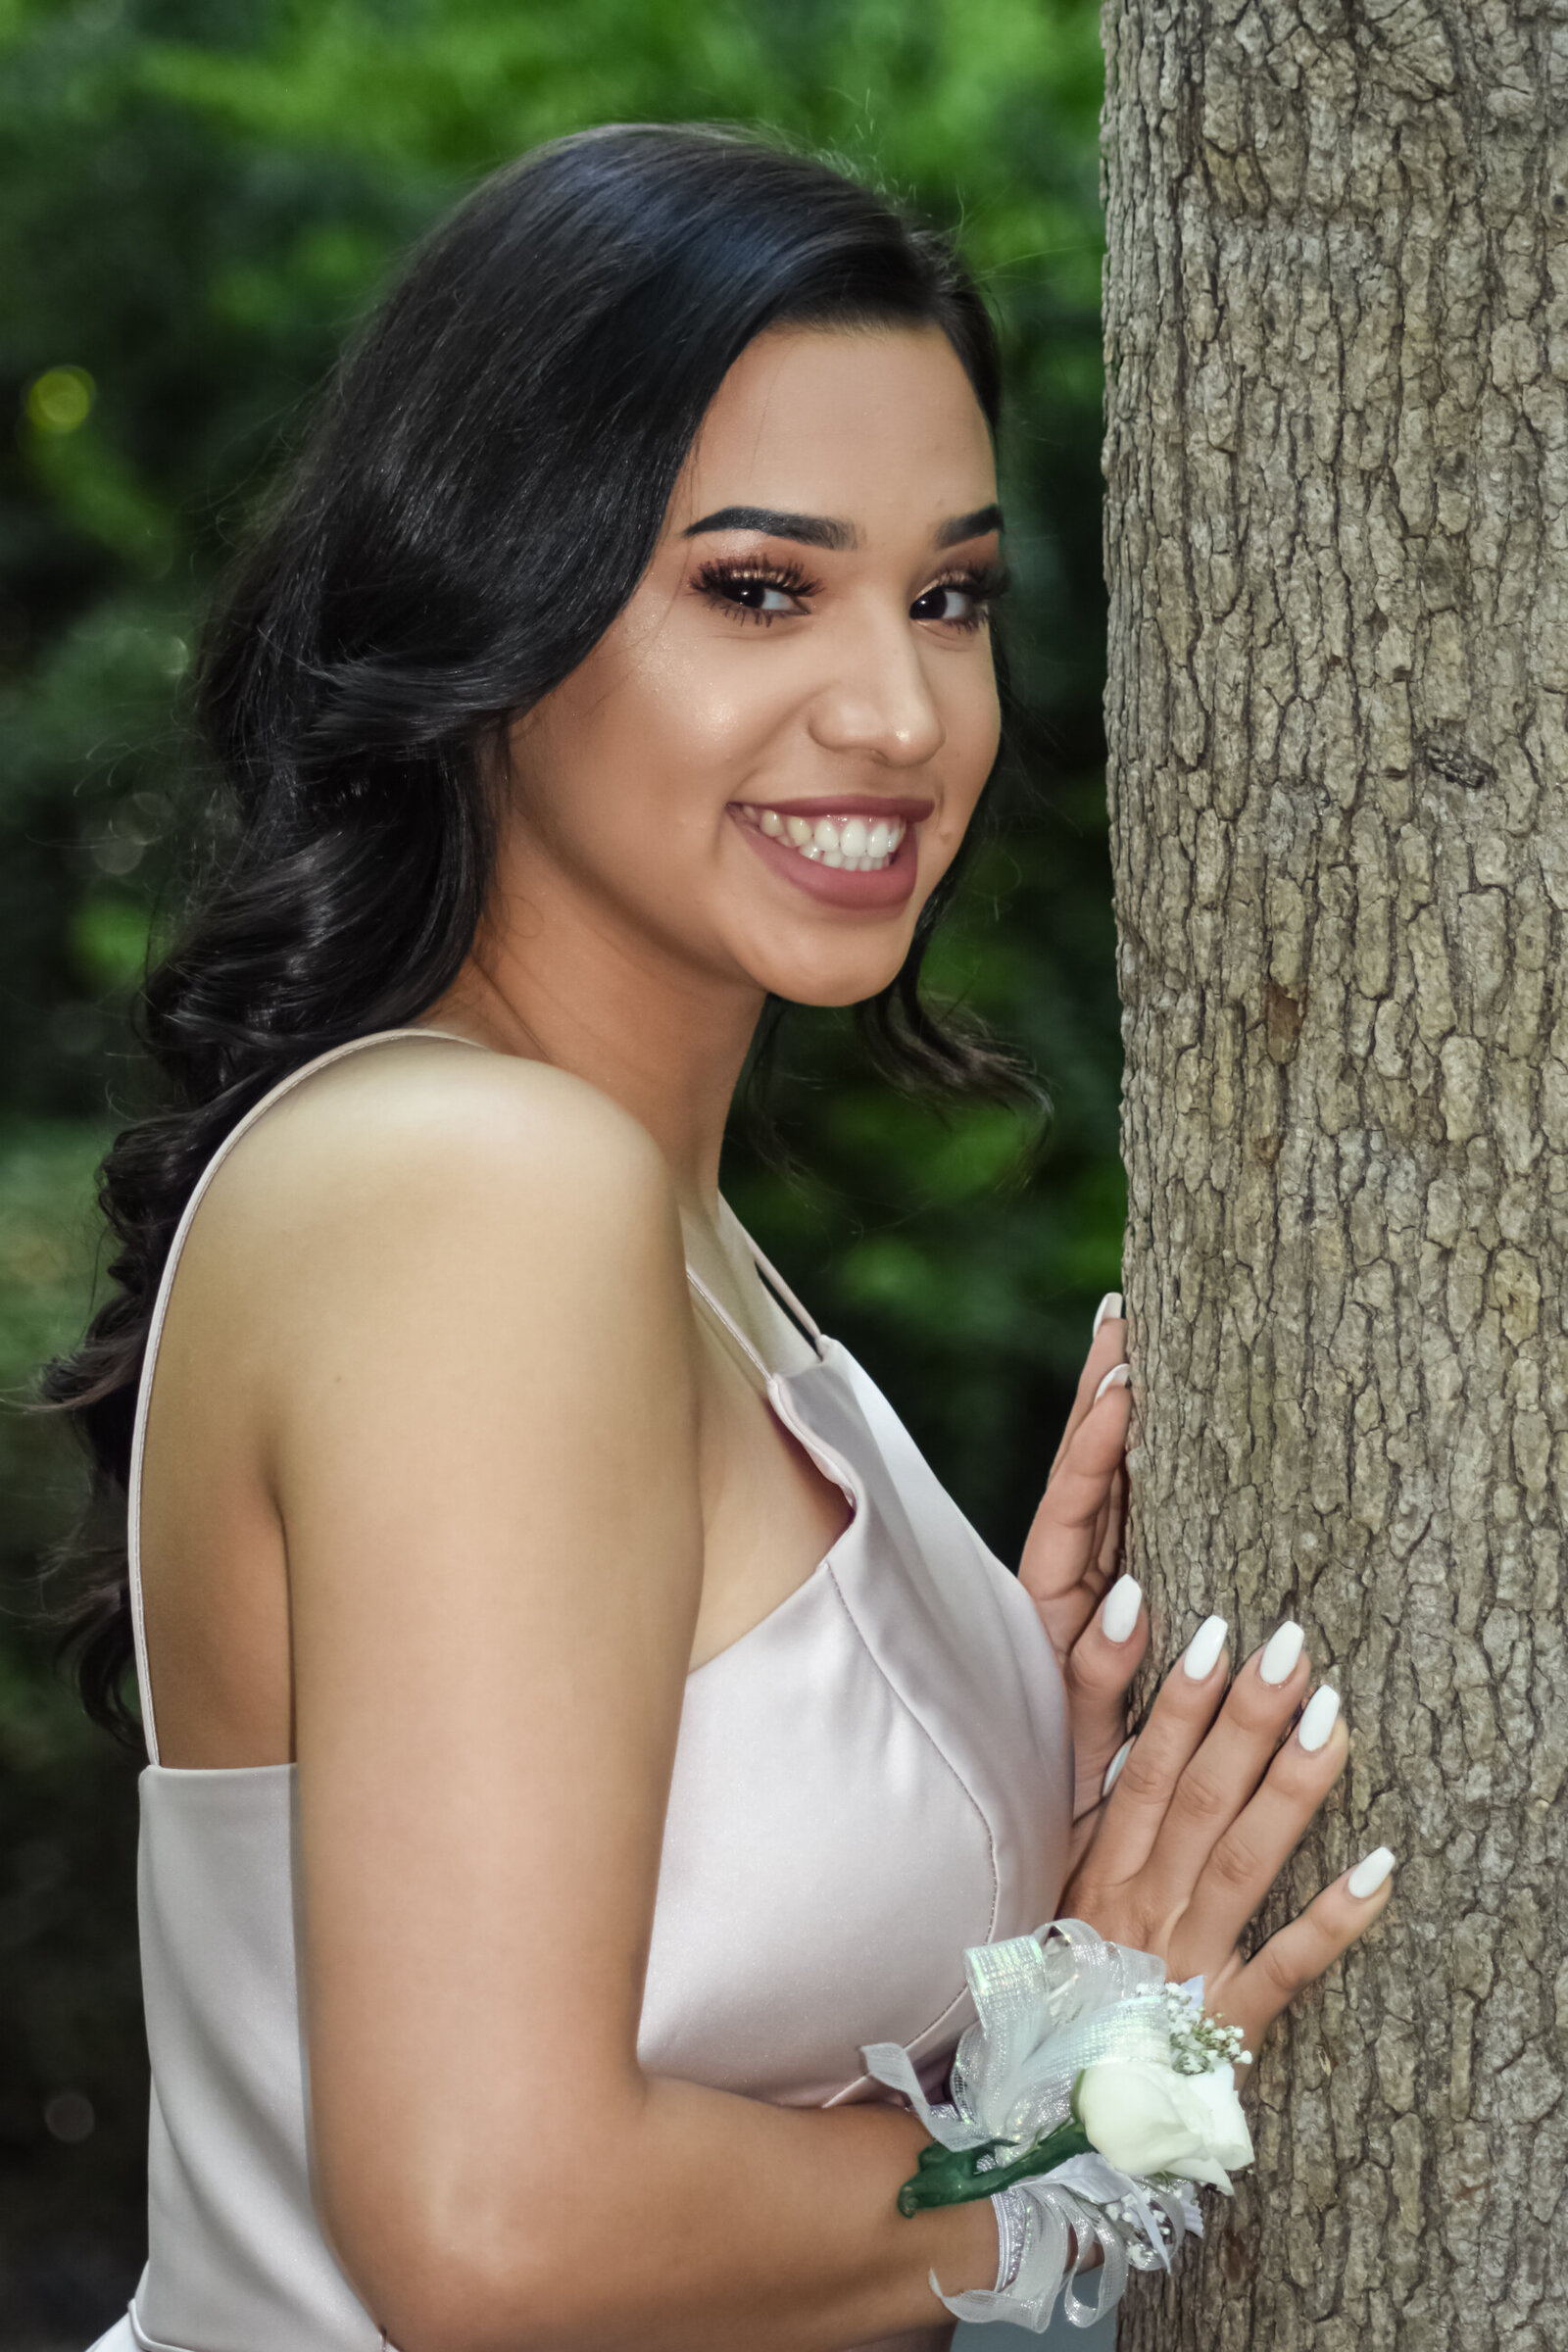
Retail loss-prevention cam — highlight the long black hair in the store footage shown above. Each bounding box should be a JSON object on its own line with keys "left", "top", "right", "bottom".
{"left": 41, "top": 122, "right": 1024, "bottom": 1748}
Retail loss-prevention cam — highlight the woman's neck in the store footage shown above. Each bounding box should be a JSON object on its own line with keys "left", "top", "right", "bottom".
{"left": 425, "top": 856, "right": 765, "bottom": 1226}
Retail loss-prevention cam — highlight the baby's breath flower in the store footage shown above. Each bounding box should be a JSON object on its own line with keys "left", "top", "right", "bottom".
{"left": 1136, "top": 1981, "right": 1250, "bottom": 2074}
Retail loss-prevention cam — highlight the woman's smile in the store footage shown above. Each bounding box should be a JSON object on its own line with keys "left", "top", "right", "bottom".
{"left": 728, "top": 794, "right": 932, "bottom": 909}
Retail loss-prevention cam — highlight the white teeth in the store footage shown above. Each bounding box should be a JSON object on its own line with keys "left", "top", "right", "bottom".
{"left": 747, "top": 808, "right": 908, "bottom": 874}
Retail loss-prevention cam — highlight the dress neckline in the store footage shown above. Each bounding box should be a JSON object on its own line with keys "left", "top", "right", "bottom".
{"left": 142, "top": 1334, "right": 868, "bottom": 1774}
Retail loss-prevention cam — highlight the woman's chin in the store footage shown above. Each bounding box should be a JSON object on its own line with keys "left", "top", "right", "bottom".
{"left": 740, "top": 953, "right": 913, "bottom": 1009}
{"left": 715, "top": 907, "right": 916, "bottom": 1005}
{"left": 711, "top": 828, "right": 935, "bottom": 1007}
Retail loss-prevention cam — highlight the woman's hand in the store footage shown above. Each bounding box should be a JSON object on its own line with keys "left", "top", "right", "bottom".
{"left": 1059, "top": 1615, "right": 1394, "bottom": 2063}
{"left": 1018, "top": 1293, "right": 1146, "bottom": 1836}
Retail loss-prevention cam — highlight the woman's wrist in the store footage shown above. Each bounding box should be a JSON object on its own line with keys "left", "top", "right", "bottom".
{"left": 918, "top": 2190, "right": 1009, "bottom": 2306}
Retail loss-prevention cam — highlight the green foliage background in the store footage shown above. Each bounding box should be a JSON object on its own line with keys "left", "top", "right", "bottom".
{"left": 0, "top": 0, "right": 1118, "bottom": 2333}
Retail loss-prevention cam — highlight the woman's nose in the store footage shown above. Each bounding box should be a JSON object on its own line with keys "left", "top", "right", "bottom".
{"left": 805, "top": 607, "right": 947, "bottom": 768}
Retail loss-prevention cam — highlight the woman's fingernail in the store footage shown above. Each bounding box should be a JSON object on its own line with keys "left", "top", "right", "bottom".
{"left": 1259, "top": 1620, "right": 1305, "bottom": 1686}
{"left": 1093, "top": 1291, "right": 1124, "bottom": 1339}
{"left": 1347, "top": 1845, "right": 1396, "bottom": 1899}
{"left": 1102, "top": 1738, "right": 1133, "bottom": 1795}
{"left": 1100, "top": 1574, "right": 1142, "bottom": 1643}
{"left": 1093, "top": 1362, "right": 1131, "bottom": 1404}
{"left": 1298, "top": 1686, "right": 1341, "bottom": 1751}
{"left": 1298, "top": 1693, "right": 1345, "bottom": 1749}
{"left": 1183, "top": 1614, "right": 1229, "bottom": 1681}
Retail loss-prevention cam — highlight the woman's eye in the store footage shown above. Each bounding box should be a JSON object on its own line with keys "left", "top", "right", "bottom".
{"left": 706, "top": 573, "right": 805, "bottom": 620}
{"left": 911, "top": 582, "right": 988, "bottom": 628}
{"left": 734, "top": 578, "right": 798, "bottom": 612}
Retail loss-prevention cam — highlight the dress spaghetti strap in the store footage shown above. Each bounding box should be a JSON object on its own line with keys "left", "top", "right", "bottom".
{"left": 125, "top": 1027, "right": 486, "bottom": 1765}
{"left": 684, "top": 1265, "right": 775, "bottom": 1381}
{"left": 740, "top": 1231, "right": 822, "bottom": 1346}
{"left": 685, "top": 1215, "right": 826, "bottom": 1380}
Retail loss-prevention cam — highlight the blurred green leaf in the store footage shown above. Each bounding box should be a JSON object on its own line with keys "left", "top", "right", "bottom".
{"left": 69, "top": 891, "right": 151, "bottom": 992}
{"left": 24, "top": 416, "right": 178, "bottom": 572}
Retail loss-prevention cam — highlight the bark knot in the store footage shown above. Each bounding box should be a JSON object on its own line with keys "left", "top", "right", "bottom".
{"left": 1264, "top": 978, "right": 1306, "bottom": 1061}
{"left": 1421, "top": 735, "right": 1496, "bottom": 795}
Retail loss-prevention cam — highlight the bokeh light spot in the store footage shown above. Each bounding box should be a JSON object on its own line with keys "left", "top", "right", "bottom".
{"left": 25, "top": 366, "right": 96, "bottom": 435}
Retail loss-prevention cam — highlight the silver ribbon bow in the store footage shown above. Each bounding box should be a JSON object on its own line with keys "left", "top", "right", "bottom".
{"left": 861, "top": 1920, "right": 1201, "bottom": 2332}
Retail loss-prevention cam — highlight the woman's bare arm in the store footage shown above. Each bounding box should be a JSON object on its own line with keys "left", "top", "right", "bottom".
{"left": 259, "top": 1046, "right": 995, "bottom": 2352}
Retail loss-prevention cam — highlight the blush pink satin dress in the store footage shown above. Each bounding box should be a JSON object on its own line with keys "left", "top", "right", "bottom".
{"left": 88, "top": 1029, "right": 1072, "bottom": 2352}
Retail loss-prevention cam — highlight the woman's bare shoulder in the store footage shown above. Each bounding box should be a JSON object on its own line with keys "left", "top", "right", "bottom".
{"left": 187, "top": 1040, "right": 682, "bottom": 1348}
{"left": 212, "top": 1039, "right": 667, "bottom": 1230}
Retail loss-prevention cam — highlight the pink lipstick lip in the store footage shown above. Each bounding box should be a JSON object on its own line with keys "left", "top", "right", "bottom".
{"left": 728, "top": 794, "right": 935, "bottom": 822}
{"left": 728, "top": 806, "right": 920, "bottom": 912}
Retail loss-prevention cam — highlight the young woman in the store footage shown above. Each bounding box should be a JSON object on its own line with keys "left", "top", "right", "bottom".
{"left": 53, "top": 125, "right": 1392, "bottom": 2352}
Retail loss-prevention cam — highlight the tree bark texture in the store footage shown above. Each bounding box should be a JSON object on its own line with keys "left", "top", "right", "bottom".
{"left": 1101, "top": 5, "right": 1568, "bottom": 2349}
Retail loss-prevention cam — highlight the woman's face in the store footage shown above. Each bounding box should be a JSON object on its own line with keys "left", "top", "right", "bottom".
{"left": 504, "top": 323, "right": 1004, "bottom": 1010}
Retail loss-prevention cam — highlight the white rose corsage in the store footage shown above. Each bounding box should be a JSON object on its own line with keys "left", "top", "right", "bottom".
{"left": 860, "top": 1920, "right": 1253, "bottom": 2332}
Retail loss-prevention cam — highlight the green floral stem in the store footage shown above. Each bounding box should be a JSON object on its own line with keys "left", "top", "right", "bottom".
{"left": 896, "top": 2119, "right": 1094, "bottom": 2215}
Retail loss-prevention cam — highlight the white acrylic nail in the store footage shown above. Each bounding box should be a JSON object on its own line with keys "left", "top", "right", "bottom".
{"left": 1183, "top": 1614, "right": 1229, "bottom": 1681}
{"left": 1258, "top": 1620, "right": 1304, "bottom": 1686}
{"left": 1093, "top": 1362, "right": 1131, "bottom": 1404}
{"left": 1298, "top": 1687, "right": 1341, "bottom": 1751}
{"left": 1101, "top": 1574, "right": 1142, "bottom": 1644}
{"left": 1102, "top": 1738, "right": 1133, "bottom": 1795}
{"left": 1093, "top": 1291, "right": 1124, "bottom": 1340}
{"left": 1347, "top": 1845, "right": 1396, "bottom": 1899}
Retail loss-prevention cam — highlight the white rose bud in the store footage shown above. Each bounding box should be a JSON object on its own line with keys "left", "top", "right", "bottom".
{"left": 1075, "top": 2058, "right": 1254, "bottom": 2193}
{"left": 1176, "top": 2063, "right": 1254, "bottom": 2178}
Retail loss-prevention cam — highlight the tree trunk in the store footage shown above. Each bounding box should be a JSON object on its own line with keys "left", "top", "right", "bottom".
{"left": 1100, "top": 6, "right": 1568, "bottom": 2349}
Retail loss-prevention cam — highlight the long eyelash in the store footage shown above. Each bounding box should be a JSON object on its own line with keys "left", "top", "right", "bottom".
{"left": 925, "top": 562, "right": 1011, "bottom": 631}
{"left": 695, "top": 556, "right": 820, "bottom": 625}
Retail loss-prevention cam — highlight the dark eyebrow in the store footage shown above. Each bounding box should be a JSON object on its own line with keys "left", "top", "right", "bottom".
{"left": 682, "top": 506, "right": 857, "bottom": 551}
{"left": 935, "top": 504, "right": 1004, "bottom": 547}
{"left": 680, "top": 501, "right": 1004, "bottom": 552}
